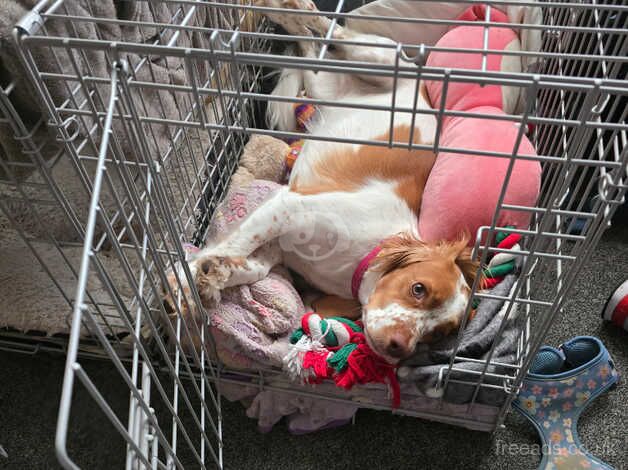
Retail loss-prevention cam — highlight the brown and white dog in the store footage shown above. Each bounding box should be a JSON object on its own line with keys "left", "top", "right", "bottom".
{"left": 166, "top": 0, "right": 480, "bottom": 363}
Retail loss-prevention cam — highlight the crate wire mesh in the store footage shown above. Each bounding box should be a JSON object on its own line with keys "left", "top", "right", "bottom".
{"left": 2, "top": 0, "right": 626, "bottom": 467}
{"left": 0, "top": 76, "right": 131, "bottom": 354}
{"left": 6, "top": 0, "right": 273, "bottom": 467}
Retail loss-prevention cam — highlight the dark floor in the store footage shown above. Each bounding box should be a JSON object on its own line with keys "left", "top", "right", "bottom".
{"left": 1, "top": 213, "right": 627, "bottom": 469}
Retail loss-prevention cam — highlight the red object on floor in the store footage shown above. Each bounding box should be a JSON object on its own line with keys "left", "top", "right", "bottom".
{"left": 602, "top": 280, "right": 628, "bottom": 331}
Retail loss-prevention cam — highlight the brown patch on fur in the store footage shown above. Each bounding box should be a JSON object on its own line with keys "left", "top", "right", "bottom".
{"left": 468, "top": 309, "right": 477, "bottom": 322}
{"left": 312, "top": 295, "right": 362, "bottom": 320}
{"left": 200, "top": 256, "right": 246, "bottom": 275}
{"left": 373, "top": 233, "right": 479, "bottom": 283}
{"left": 450, "top": 233, "right": 484, "bottom": 289}
{"left": 291, "top": 125, "right": 436, "bottom": 214}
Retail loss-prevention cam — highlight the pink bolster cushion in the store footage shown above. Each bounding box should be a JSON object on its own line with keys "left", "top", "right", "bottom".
{"left": 419, "top": 108, "right": 540, "bottom": 242}
{"left": 419, "top": 5, "right": 541, "bottom": 243}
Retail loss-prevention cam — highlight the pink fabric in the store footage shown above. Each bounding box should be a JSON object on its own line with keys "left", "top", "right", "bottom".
{"left": 425, "top": 24, "right": 518, "bottom": 113}
{"left": 419, "top": 108, "right": 540, "bottom": 242}
{"left": 419, "top": 5, "right": 541, "bottom": 243}
{"left": 351, "top": 245, "right": 382, "bottom": 298}
{"left": 198, "top": 180, "right": 305, "bottom": 370}
{"left": 456, "top": 4, "right": 509, "bottom": 23}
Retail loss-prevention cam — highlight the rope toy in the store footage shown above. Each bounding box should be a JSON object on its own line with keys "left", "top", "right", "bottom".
{"left": 283, "top": 312, "right": 401, "bottom": 408}
{"left": 470, "top": 228, "right": 522, "bottom": 309}
{"left": 482, "top": 230, "right": 522, "bottom": 289}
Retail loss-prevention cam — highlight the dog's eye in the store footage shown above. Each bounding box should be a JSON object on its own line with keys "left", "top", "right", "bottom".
{"left": 411, "top": 283, "right": 426, "bottom": 299}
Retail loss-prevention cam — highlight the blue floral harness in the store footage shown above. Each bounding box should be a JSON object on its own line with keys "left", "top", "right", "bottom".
{"left": 513, "top": 336, "right": 619, "bottom": 470}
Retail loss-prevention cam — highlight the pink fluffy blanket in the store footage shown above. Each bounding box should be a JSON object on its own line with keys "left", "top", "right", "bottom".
{"left": 190, "top": 180, "right": 305, "bottom": 370}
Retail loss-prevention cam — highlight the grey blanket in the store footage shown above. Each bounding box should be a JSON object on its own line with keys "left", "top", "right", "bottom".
{"left": 0, "top": 0, "right": 212, "bottom": 174}
{"left": 0, "top": 0, "right": 220, "bottom": 243}
{"left": 399, "top": 273, "right": 522, "bottom": 405}
{"left": 0, "top": 0, "right": 219, "bottom": 334}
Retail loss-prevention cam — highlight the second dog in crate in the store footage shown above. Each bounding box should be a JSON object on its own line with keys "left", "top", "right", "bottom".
{"left": 166, "top": 0, "right": 480, "bottom": 363}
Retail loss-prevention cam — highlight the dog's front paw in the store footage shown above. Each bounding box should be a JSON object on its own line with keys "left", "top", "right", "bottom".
{"left": 195, "top": 256, "right": 246, "bottom": 303}
{"left": 255, "top": 0, "right": 326, "bottom": 37}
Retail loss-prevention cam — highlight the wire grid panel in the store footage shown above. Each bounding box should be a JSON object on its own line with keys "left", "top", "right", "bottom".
{"left": 0, "top": 79, "right": 75, "bottom": 342}
{"left": 10, "top": 0, "right": 628, "bottom": 467}
{"left": 10, "top": 0, "right": 272, "bottom": 467}
{"left": 0, "top": 74, "right": 146, "bottom": 354}
{"left": 1, "top": 70, "right": 179, "bottom": 387}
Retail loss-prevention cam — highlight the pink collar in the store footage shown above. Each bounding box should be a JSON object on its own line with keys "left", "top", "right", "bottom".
{"left": 351, "top": 245, "right": 382, "bottom": 299}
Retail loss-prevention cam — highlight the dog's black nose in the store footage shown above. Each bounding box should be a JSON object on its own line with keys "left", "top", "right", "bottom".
{"left": 386, "top": 334, "right": 412, "bottom": 358}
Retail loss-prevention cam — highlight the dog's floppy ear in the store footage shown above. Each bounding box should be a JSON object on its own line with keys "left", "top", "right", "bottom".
{"left": 375, "top": 232, "right": 483, "bottom": 287}
{"left": 374, "top": 233, "right": 431, "bottom": 274}
{"left": 452, "top": 233, "right": 483, "bottom": 289}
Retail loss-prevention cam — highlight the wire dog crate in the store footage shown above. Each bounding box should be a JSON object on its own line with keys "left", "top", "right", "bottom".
{"left": 3, "top": 0, "right": 627, "bottom": 467}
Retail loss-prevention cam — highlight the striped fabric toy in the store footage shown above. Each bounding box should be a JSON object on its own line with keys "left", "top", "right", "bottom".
{"left": 470, "top": 228, "right": 522, "bottom": 310}
{"left": 283, "top": 312, "right": 401, "bottom": 408}
{"left": 482, "top": 230, "right": 522, "bottom": 289}
{"left": 602, "top": 279, "right": 628, "bottom": 331}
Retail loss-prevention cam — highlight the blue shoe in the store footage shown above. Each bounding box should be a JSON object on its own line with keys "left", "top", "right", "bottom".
{"left": 513, "top": 336, "right": 619, "bottom": 470}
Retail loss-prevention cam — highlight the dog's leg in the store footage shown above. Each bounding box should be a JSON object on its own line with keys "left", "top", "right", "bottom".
{"left": 256, "top": 0, "right": 335, "bottom": 37}
{"left": 331, "top": 31, "right": 408, "bottom": 89}
{"left": 267, "top": 46, "right": 304, "bottom": 131}
{"left": 261, "top": 0, "right": 402, "bottom": 93}
{"left": 262, "top": 0, "right": 347, "bottom": 129}
{"left": 194, "top": 242, "right": 282, "bottom": 302}
{"left": 260, "top": 0, "right": 402, "bottom": 97}
{"left": 297, "top": 40, "right": 348, "bottom": 101}
{"left": 163, "top": 242, "right": 282, "bottom": 317}
{"left": 199, "top": 186, "right": 297, "bottom": 258}
{"left": 260, "top": 0, "right": 346, "bottom": 103}
{"left": 193, "top": 186, "right": 328, "bottom": 299}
